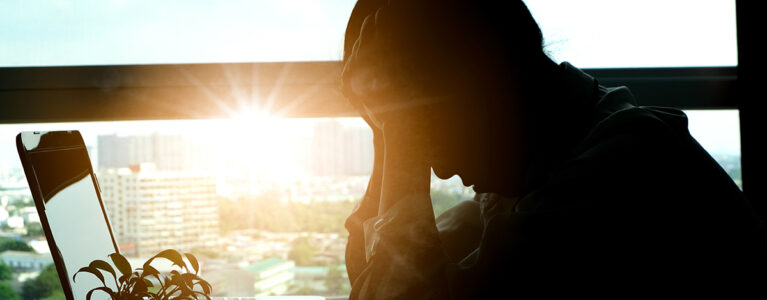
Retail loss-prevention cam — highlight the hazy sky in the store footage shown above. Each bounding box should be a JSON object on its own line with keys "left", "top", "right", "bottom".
{"left": 0, "top": 0, "right": 737, "bottom": 67}
{"left": 0, "top": 0, "right": 357, "bottom": 66}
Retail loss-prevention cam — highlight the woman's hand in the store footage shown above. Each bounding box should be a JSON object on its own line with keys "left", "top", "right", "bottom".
{"left": 344, "top": 67, "right": 433, "bottom": 215}
{"left": 343, "top": 12, "right": 434, "bottom": 216}
{"left": 345, "top": 64, "right": 433, "bottom": 213}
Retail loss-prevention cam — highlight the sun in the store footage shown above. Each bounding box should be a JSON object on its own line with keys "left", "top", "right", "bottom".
{"left": 216, "top": 107, "right": 309, "bottom": 183}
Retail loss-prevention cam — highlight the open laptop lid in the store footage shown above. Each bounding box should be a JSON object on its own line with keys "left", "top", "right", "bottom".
{"left": 17, "top": 130, "right": 119, "bottom": 300}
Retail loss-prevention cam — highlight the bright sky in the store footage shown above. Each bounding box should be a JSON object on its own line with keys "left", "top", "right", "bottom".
{"left": 685, "top": 109, "right": 740, "bottom": 155}
{"left": 526, "top": 0, "right": 738, "bottom": 68}
{"left": 0, "top": 0, "right": 357, "bottom": 66}
{"left": 0, "top": 0, "right": 737, "bottom": 68}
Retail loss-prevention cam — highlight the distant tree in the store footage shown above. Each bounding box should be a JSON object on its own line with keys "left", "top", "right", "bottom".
{"left": 430, "top": 189, "right": 468, "bottom": 217}
{"left": 0, "top": 238, "right": 34, "bottom": 252}
{"left": 24, "top": 224, "right": 45, "bottom": 238}
{"left": 290, "top": 284, "right": 322, "bottom": 295}
{"left": 0, "top": 261, "right": 12, "bottom": 281}
{"left": 0, "top": 282, "right": 21, "bottom": 300}
{"left": 288, "top": 237, "right": 317, "bottom": 266}
{"left": 40, "top": 290, "right": 66, "bottom": 300}
{"left": 218, "top": 194, "right": 357, "bottom": 235}
{"left": 325, "top": 264, "right": 350, "bottom": 296}
{"left": 22, "top": 264, "right": 62, "bottom": 300}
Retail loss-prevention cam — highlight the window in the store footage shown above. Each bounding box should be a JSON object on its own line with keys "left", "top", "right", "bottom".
{"left": 0, "top": 0, "right": 748, "bottom": 298}
{"left": 684, "top": 110, "right": 742, "bottom": 189}
{"left": 0, "top": 0, "right": 357, "bottom": 67}
{"left": 527, "top": 0, "right": 737, "bottom": 68}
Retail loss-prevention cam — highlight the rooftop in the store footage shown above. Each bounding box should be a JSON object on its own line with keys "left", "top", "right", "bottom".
{"left": 242, "top": 257, "right": 291, "bottom": 274}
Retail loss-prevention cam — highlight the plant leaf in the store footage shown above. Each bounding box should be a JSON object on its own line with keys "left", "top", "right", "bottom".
{"left": 170, "top": 270, "right": 182, "bottom": 278}
{"left": 74, "top": 266, "right": 105, "bottom": 286}
{"left": 118, "top": 274, "right": 130, "bottom": 285}
{"left": 132, "top": 277, "right": 148, "bottom": 294}
{"left": 199, "top": 280, "right": 212, "bottom": 295}
{"left": 85, "top": 286, "right": 115, "bottom": 300}
{"left": 89, "top": 259, "right": 116, "bottom": 281}
{"left": 147, "top": 249, "right": 185, "bottom": 269}
{"left": 192, "top": 290, "right": 212, "bottom": 300}
{"left": 109, "top": 253, "right": 133, "bottom": 277}
{"left": 143, "top": 265, "right": 160, "bottom": 276}
{"left": 180, "top": 273, "right": 197, "bottom": 289}
{"left": 143, "top": 278, "right": 154, "bottom": 288}
{"left": 133, "top": 291, "right": 155, "bottom": 300}
{"left": 178, "top": 289, "right": 193, "bottom": 299}
{"left": 184, "top": 253, "right": 200, "bottom": 275}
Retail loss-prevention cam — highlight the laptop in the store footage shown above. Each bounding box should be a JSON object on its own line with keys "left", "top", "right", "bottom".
{"left": 17, "top": 130, "right": 333, "bottom": 300}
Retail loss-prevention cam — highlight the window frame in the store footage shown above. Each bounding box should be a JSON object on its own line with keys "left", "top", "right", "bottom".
{"left": 0, "top": 1, "right": 761, "bottom": 222}
{"left": 0, "top": 63, "right": 737, "bottom": 122}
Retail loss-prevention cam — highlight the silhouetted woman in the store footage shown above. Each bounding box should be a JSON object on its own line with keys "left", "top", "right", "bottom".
{"left": 341, "top": 0, "right": 767, "bottom": 297}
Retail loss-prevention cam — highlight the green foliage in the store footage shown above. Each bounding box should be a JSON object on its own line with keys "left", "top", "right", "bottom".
{"left": 219, "top": 187, "right": 470, "bottom": 234}
{"left": 22, "top": 264, "right": 62, "bottom": 300}
{"left": 0, "top": 237, "right": 34, "bottom": 252}
{"left": 218, "top": 195, "right": 356, "bottom": 235}
{"left": 291, "top": 285, "right": 321, "bottom": 295}
{"left": 24, "top": 224, "right": 45, "bottom": 237}
{"left": 0, "top": 261, "right": 12, "bottom": 281}
{"left": 40, "top": 290, "right": 66, "bottom": 300}
{"left": 73, "top": 250, "right": 211, "bottom": 300}
{"left": 0, "top": 282, "right": 21, "bottom": 300}
{"left": 324, "top": 265, "right": 350, "bottom": 295}
{"left": 288, "top": 237, "right": 318, "bottom": 266}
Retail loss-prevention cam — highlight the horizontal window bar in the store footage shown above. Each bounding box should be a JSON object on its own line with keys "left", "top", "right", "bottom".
{"left": 0, "top": 62, "right": 737, "bottom": 123}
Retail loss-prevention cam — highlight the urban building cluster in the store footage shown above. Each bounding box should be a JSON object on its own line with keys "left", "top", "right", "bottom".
{"left": 0, "top": 120, "right": 379, "bottom": 297}
{"left": 0, "top": 119, "right": 743, "bottom": 297}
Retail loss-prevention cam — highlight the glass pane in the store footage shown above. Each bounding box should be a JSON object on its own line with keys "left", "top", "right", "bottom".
{"left": 0, "top": 110, "right": 744, "bottom": 298}
{"left": 1, "top": 1, "right": 735, "bottom": 68}
{"left": 0, "top": 118, "right": 380, "bottom": 297}
{"left": 526, "top": 0, "right": 737, "bottom": 68}
{"left": 684, "top": 109, "right": 742, "bottom": 189}
{"left": 432, "top": 110, "right": 745, "bottom": 216}
{"left": 0, "top": 0, "right": 357, "bottom": 67}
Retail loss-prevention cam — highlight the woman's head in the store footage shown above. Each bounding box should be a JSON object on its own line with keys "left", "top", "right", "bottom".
{"left": 343, "top": 0, "right": 546, "bottom": 95}
{"left": 343, "top": 0, "right": 553, "bottom": 193}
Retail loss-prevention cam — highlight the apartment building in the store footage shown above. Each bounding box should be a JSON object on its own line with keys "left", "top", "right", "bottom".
{"left": 98, "top": 164, "right": 220, "bottom": 257}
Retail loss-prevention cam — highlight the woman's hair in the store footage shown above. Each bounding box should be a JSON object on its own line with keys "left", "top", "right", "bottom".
{"left": 343, "top": 0, "right": 547, "bottom": 97}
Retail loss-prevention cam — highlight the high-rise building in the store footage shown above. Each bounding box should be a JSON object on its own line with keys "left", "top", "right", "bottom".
{"left": 311, "top": 120, "right": 373, "bottom": 177}
{"left": 99, "top": 164, "right": 220, "bottom": 257}
{"left": 97, "top": 134, "right": 214, "bottom": 171}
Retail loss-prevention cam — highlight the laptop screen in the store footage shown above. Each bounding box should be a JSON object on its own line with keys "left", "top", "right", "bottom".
{"left": 21, "top": 132, "right": 118, "bottom": 300}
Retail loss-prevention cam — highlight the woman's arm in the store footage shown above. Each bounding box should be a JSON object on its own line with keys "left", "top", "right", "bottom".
{"left": 347, "top": 123, "right": 453, "bottom": 299}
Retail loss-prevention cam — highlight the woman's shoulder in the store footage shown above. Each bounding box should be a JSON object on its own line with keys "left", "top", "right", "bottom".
{"left": 517, "top": 84, "right": 712, "bottom": 212}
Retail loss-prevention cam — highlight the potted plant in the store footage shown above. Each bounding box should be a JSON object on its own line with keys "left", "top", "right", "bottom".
{"left": 74, "top": 249, "right": 212, "bottom": 300}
